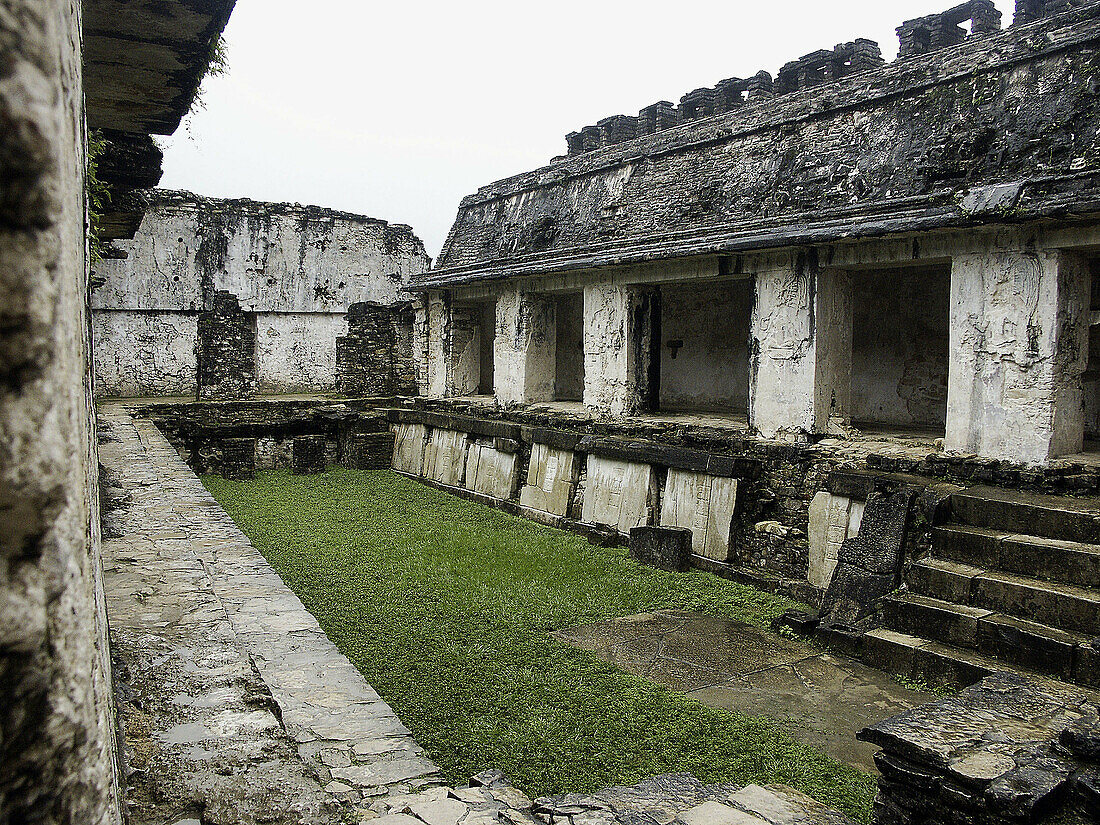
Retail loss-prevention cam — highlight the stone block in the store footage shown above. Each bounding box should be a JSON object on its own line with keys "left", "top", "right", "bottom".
{"left": 343, "top": 432, "right": 396, "bottom": 470}
{"left": 1074, "top": 642, "right": 1100, "bottom": 688}
{"left": 424, "top": 428, "right": 471, "bottom": 488}
{"left": 807, "top": 491, "right": 864, "bottom": 589}
{"left": 659, "top": 470, "right": 738, "bottom": 561}
{"left": 392, "top": 423, "right": 428, "bottom": 476}
{"left": 291, "top": 435, "right": 326, "bottom": 474}
{"left": 629, "top": 526, "right": 692, "bottom": 572}
{"left": 519, "top": 443, "right": 580, "bottom": 516}
{"left": 219, "top": 437, "right": 255, "bottom": 480}
{"left": 464, "top": 441, "right": 519, "bottom": 500}
{"left": 581, "top": 456, "right": 656, "bottom": 535}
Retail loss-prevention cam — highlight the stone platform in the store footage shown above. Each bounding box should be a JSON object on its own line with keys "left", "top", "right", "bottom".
{"left": 98, "top": 406, "right": 441, "bottom": 823}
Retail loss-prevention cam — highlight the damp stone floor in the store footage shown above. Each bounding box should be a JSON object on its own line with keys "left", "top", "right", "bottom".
{"left": 555, "top": 610, "right": 936, "bottom": 774}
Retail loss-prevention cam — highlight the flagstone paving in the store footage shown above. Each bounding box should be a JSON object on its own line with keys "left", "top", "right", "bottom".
{"left": 554, "top": 611, "right": 936, "bottom": 774}
{"left": 99, "top": 406, "right": 442, "bottom": 823}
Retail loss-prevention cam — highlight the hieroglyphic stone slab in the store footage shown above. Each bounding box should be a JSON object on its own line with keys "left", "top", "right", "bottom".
{"left": 464, "top": 441, "right": 519, "bottom": 500}
{"left": 659, "top": 470, "right": 739, "bottom": 561}
{"left": 423, "top": 428, "right": 471, "bottom": 487}
{"left": 391, "top": 423, "right": 429, "bottom": 476}
{"left": 808, "top": 491, "right": 865, "bottom": 589}
{"left": 581, "top": 456, "right": 656, "bottom": 535}
{"left": 519, "top": 444, "right": 580, "bottom": 516}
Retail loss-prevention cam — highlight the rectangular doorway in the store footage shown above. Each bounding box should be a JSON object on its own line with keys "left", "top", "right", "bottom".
{"left": 554, "top": 293, "right": 584, "bottom": 402}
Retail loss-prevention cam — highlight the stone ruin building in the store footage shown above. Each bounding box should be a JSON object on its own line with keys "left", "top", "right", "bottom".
{"left": 4, "top": 0, "right": 1100, "bottom": 824}
{"left": 92, "top": 190, "right": 428, "bottom": 399}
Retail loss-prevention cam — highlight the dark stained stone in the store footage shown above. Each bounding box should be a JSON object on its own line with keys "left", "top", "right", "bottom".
{"left": 629, "top": 527, "right": 692, "bottom": 573}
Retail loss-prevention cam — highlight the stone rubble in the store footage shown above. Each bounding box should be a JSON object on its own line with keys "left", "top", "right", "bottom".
{"left": 857, "top": 672, "right": 1100, "bottom": 824}
{"left": 365, "top": 772, "right": 855, "bottom": 825}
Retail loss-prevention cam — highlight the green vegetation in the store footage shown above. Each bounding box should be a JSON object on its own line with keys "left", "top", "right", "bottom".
{"left": 186, "top": 34, "right": 229, "bottom": 114}
{"left": 204, "top": 468, "right": 876, "bottom": 821}
{"left": 86, "top": 129, "right": 109, "bottom": 265}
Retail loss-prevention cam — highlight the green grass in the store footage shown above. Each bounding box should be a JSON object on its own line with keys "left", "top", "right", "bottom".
{"left": 203, "top": 468, "right": 875, "bottom": 820}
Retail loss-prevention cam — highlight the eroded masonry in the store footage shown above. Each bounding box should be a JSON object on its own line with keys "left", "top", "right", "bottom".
{"left": 93, "top": 190, "right": 427, "bottom": 398}
{"left": 7, "top": 0, "right": 1100, "bottom": 824}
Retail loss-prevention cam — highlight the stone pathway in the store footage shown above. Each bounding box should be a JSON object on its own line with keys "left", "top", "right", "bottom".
{"left": 366, "top": 770, "right": 854, "bottom": 825}
{"left": 555, "top": 610, "right": 935, "bottom": 773}
{"left": 99, "top": 407, "right": 441, "bottom": 823}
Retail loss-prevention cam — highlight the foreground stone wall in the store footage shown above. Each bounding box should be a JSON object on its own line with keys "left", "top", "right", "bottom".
{"left": 859, "top": 672, "right": 1099, "bottom": 824}
{"left": 93, "top": 190, "right": 430, "bottom": 398}
{"left": 0, "top": 1, "right": 121, "bottom": 820}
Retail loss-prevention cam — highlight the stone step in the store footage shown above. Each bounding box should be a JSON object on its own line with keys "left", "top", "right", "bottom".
{"left": 975, "top": 613, "right": 1090, "bottom": 682}
{"left": 884, "top": 591, "right": 1095, "bottom": 681}
{"left": 883, "top": 593, "right": 990, "bottom": 649}
{"left": 931, "top": 524, "right": 1100, "bottom": 587}
{"left": 970, "top": 569, "right": 1100, "bottom": 636}
{"left": 931, "top": 524, "right": 1008, "bottom": 568}
{"left": 861, "top": 628, "right": 998, "bottom": 689}
{"left": 998, "top": 533, "right": 1100, "bottom": 586}
{"left": 950, "top": 486, "right": 1100, "bottom": 544}
{"left": 864, "top": 622, "right": 1100, "bottom": 689}
{"left": 907, "top": 558, "right": 984, "bottom": 603}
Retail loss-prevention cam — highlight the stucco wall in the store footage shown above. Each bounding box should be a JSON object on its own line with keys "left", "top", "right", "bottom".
{"left": 92, "top": 311, "right": 198, "bottom": 398}
{"left": 0, "top": 1, "right": 122, "bottom": 820}
{"left": 255, "top": 312, "right": 348, "bottom": 394}
{"left": 660, "top": 280, "right": 752, "bottom": 412}
{"left": 92, "top": 190, "right": 429, "bottom": 397}
{"left": 851, "top": 266, "right": 950, "bottom": 429}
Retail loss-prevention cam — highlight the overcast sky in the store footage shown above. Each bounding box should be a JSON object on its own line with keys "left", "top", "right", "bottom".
{"left": 159, "top": 0, "right": 1017, "bottom": 260}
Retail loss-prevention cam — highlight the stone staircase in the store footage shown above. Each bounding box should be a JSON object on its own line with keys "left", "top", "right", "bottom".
{"left": 863, "top": 485, "right": 1100, "bottom": 689}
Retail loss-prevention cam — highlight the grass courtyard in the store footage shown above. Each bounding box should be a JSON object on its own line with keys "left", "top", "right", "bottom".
{"left": 203, "top": 468, "right": 876, "bottom": 821}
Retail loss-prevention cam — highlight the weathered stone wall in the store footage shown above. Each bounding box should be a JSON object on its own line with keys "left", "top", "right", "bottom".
{"left": 335, "top": 301, "right": 417, "bottom": 396}
{"left": 0, "top": 1, "right": 122, "bottom": 820}
{"left": 197, "top": 290, "right": 256, "bottom": 400}
{"left": 92, "top": 190, "right": 430, "bottom": 398}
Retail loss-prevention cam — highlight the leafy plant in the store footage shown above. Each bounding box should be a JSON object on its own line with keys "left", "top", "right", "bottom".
{"left": 86, "top": 129, "right": 110, "bottom": 266}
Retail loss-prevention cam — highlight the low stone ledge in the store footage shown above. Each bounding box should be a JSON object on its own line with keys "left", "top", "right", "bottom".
{"left": 857, "top": 672, "right": 1100, "bottom": 824}
{"left": 578, "top": 436, "right": 763, "bottom": 480}
{"left": 385, "top": 408, "right": 523, "bottom": 442}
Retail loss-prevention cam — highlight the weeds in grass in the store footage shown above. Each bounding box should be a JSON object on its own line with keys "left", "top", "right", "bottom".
{"left": 204, "top": 468, "right": 877, "bottom": 821}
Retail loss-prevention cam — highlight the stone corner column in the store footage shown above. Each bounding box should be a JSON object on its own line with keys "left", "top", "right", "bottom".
{"left": 750, "top": 253, "right": 852, "bottom": 439}
{"left": 582, "top": 282, "right": 655, "bottom": 416}
{"left": 945, "top": 248, "right": 1089, "bottom": 464}
{"left": 493, "top": 287, "right": 555, "bottom": 406}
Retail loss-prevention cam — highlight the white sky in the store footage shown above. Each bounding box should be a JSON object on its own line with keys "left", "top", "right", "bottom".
{"left": 159, "top": 0, "right": 1017, "bottom": 260}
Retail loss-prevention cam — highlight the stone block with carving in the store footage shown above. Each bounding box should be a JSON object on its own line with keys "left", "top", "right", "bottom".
{"left": 807, "top": 492, "right": 865, "bottom": 589}
{"left": 659, "top": 470, "right": 738, "bottom": 561}
{"left": 391, "top": 423, "right": 429, "bottom": 476}
{"left": 464, "top": 441, "right": 519, "bottom": 500}
{"left": 520, "top": 444, "right": 581, "bottom": 516}
{"left": 424, "top": 429, "right": 472, "bottom": 488}
{"left": 581, "top": 456, "right": 656, "bottom": 535}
